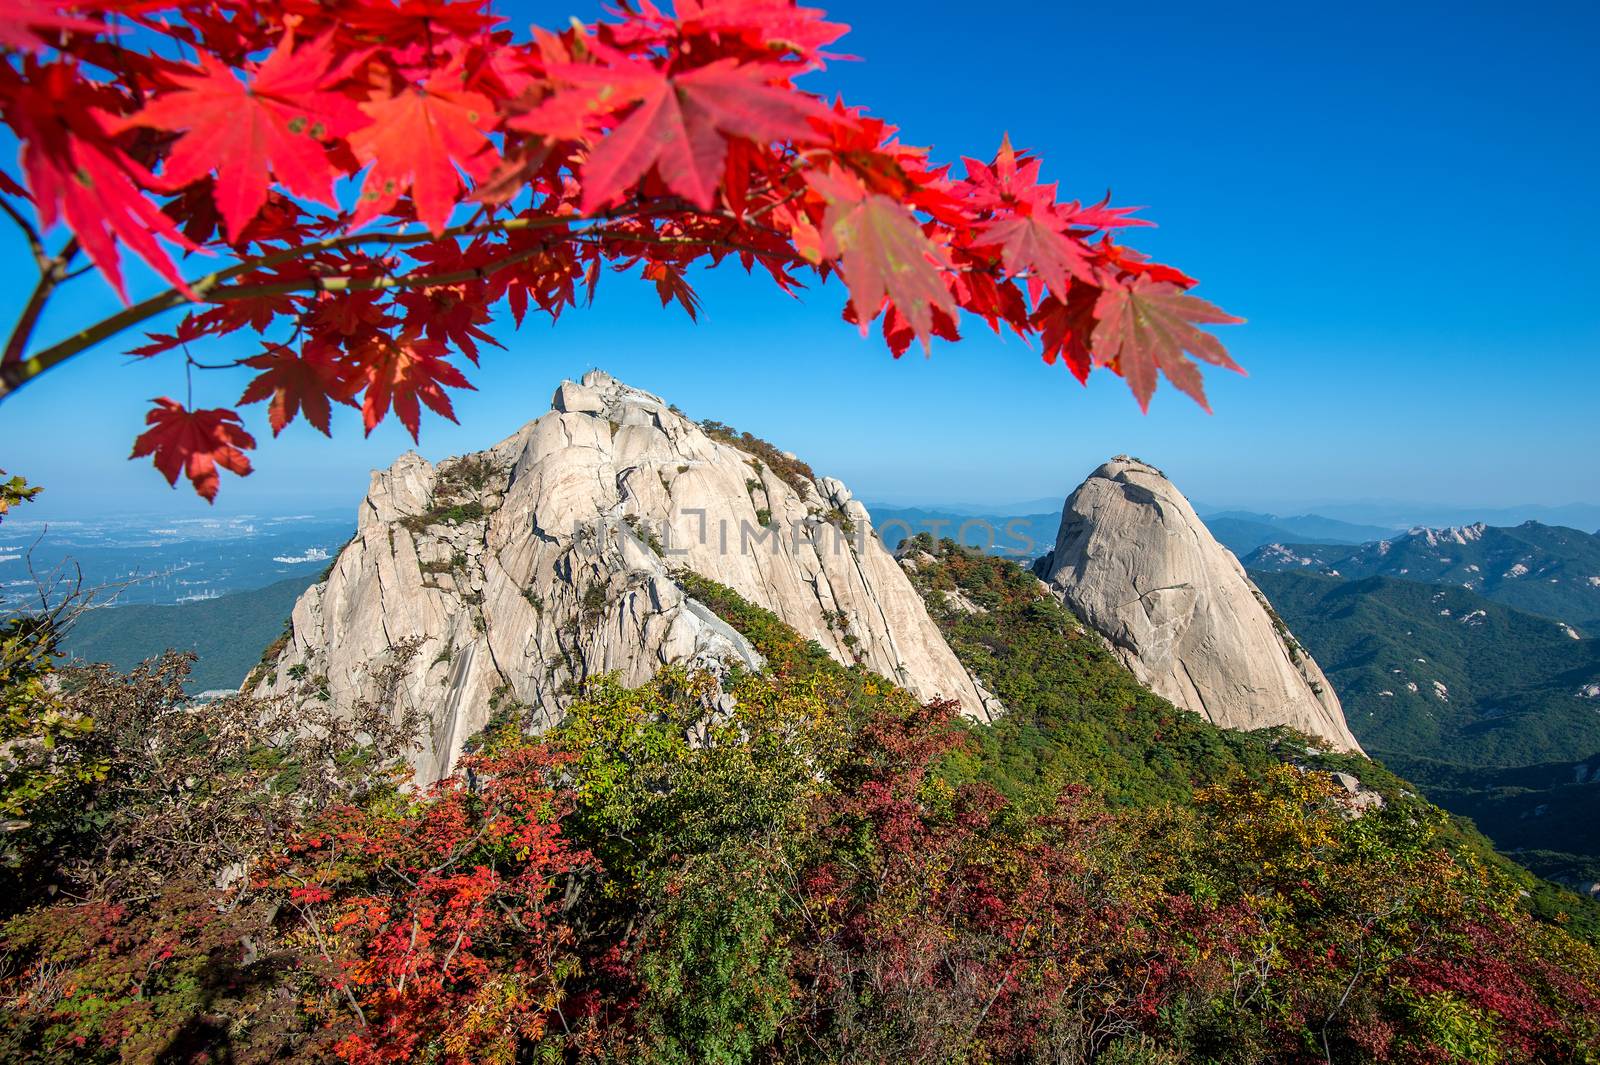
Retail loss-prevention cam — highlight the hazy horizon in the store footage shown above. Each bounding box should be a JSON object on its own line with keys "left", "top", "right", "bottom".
{"left": 10, "top": 453, "right": 1598, "bottom": 536}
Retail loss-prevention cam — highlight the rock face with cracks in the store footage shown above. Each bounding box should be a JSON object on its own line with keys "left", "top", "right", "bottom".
{"left": 1033, "top": 456, "right": 1363, "bottom": 754}
{"left": 252, "top": 371, "right": 999, "bottom": 780}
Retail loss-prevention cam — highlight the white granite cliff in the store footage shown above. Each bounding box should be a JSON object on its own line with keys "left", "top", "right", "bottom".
{"left": 1033, "top": 456, "right": 1363, "bottom": 753}
{"left": 252, "top": 371, "right": 999, "bottom": 780}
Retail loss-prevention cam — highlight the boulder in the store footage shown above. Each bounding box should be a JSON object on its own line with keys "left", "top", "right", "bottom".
{"left": 1033, "top": 456, "right": 1363, "bottom": 753}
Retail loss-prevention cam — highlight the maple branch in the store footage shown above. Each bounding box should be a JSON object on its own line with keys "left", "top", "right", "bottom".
{"left": 571, "top": 232, "right": 795, "bottom": 263}
{"left": 4, "top": 239, "right": 80, "bottom": 368}
{"left": 0, "top": 196, "right": 46, "bottom": 270}
{"left": 205, "top": 246, "right": 553, "bottom": 303}
{"left": 0, "top": 207, "right": 681, "bottom": 401}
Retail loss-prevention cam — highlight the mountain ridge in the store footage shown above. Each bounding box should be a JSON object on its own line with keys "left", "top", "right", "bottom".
{"left": 1247, "top": 520, "right": 1600, "bottom": 627}
{"left": 250, "top": 371, "right": 999, "bottom": 781}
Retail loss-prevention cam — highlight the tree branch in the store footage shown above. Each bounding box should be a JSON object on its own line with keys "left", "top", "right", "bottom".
{"left": 4, "top": 240, "right": 79, "bottom": 368}
{"left": 0, "top": 205, "right": 693, "bottom": 402}
{"left": 0, "top": 196, "right": 46, "bottom": 270}
{"left": 202, "top": 244, "right": 552, "bottom": 304}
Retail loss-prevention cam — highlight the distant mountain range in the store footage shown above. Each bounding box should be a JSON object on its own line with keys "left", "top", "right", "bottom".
{"left": 1284, "top": 501, "right": 1600, "bottom": 534}
{"left": 871, "top": 498, "right": 1600, "bottom": 534}
{"left": 865, "top": 503, "right": 1406, "bottom": 560}
{"left": 1247, "top": 522, "right": 1600, "bottom": 629}
{"left": 1198, "top": 510, "right": 1402, "bottom": 555}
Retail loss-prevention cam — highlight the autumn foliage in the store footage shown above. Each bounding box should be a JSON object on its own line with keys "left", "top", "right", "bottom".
{"left": 3, "top": 550, "right": 1599, "bottom": 1063}
{"left": 0, "top": 0, "right": 1243, "bottom": 499}
{"left": 266, "top": 743, "right": 590, "bottom": 1063}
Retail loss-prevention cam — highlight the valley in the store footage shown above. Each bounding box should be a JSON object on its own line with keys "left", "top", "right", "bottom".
{"left": 1253, "top": 568, "right": 1600, "bottom": 886}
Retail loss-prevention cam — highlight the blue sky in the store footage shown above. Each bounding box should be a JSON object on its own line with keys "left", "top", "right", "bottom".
{"left": 1, "top": 0, "right": 1596, "bottom": 519}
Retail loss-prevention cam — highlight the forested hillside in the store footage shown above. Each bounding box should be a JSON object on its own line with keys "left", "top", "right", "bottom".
{"left": 1253, "top": 571, "right": 1600, "bottom": 765}
{"left": 899, "top": 539, "right": 1600, "bottom": 929}
{"left": 1254, "top": 569, "right": 1600, "bottom": 886}
{"left": 5, "top": 551, "right": 1599, "bottom": 1062}
{"left": 61, "top": 574, "right": 321, "bottom": 692}
{"left": 1247, "top": 522, "right": 1600, "bottom": 627}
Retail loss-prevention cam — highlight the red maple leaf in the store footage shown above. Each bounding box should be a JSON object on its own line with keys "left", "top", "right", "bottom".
{"left": 1060, "top": 192, "right": 1150, "bottom": 232}
{"left": 4, "top": 61, "right": 195, "bottom": 301}
{"left": 641, "top": 261, "right": 701, "bottom": 320}
{"left": 1094, "top": 236, "right": 1197, "bottom": 287}
{"left": 122, "top": 33, "right": 360, "bottom": 240}
{"left": 978, "top": 213, "right": 1096, "bottom": 302}
{"left": 673, "top": 0, "right": 850, "bottom": 66}
{"left": 1033, "top": 282, "right": 1100, "bottom": 384}
{"left": 961, "top": 134, "right": 1054, "bottom": 212}
{"left": 1090, "top": 278, "right": 1244, "bottom": 411}
{"left": 525, "top": 57, "right": 828, "bottom": 212}
{"left": 238, "top": 341, "right": 353, "bottom": 436}
{"left": 343, "top": 333, "right": 474, "bottom": 440}
{"left": 0, "top": 1, "right": 115, "bottom": 53}
{"left": 129, "top": 397, "right": 256, "bottom": 501}
{"left": 808, "top": 167, "right": 956, "bottom": 349}
{"left": 348, "top": 73, "right": 497, "bottom": 235}
{"left": 128, "top": 314, "right": 213, "bottom": 359}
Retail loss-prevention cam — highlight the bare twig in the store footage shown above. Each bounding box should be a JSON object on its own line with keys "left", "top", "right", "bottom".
{"left": 0, "top": 196, "right": 46, "bottom": 270}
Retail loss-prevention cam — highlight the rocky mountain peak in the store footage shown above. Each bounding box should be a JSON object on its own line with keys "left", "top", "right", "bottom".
{"left": 1405, "top": 522, "right": 1487, "bottom": 546}
{"left": 253, "top": 370, "right": 998, "bottom": 780}
{"left": 1033, "top": 456, "right": 1364, "bottom": 753}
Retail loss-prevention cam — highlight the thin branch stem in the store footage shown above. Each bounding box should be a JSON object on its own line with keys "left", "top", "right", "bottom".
{"left": 0, "top": 196, "right": 46, "bottom": 270}
{"left": 4, "top": 239, "right": 80, "bottom": 368}
{"left": 203, "top": 244, "right": 552, "bottom": 304}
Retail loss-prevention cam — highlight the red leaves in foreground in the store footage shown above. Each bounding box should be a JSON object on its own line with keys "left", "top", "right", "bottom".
{"left": 1, "top": 61, "right": 196, "bottom": 301}
{"left": 0, "top": 0, "right": 1249, "bottom": 501}
{"left": 122, "top": 34, "right": 359, "bottom": 241}
{"left": 527, "top": 56, "right": 831, "bottom": 212}
{"left": 808, "top": 167, "right": 956, "bottom": 346}
{"left": 238, "top": 343, "right": 349, "bottom": 437}
{"left": 129, "top": 398, "right": 255, "bottom": 501}
{"left": 348, "top": 333, "right": 475, "bottom": 440}
{"left": 349, "top": 75, "right": 497, "bottom": 235}
{"left": 1091, "top": 278, "right": 1246, "bottom": 411}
